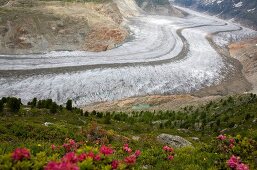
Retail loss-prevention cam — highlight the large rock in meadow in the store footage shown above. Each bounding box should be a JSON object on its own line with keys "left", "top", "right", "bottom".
{"left": 157, "top": 133, "right": 192, "bottom": 148}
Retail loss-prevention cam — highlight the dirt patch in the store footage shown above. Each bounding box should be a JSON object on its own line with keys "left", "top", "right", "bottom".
{"left": 192, "top": 31, "right": 252, "bottom": 98}
{"left": 229, "top": 38, "right": 257, "bottom": 94}
{"left": 0, "top": 0, "right": 128, "bottom": 54}
{"left": 84, "top": 24, "right": 127, "bottom": 52}
{"left": 83, "top": 94, "right": 221, "bottom": 112}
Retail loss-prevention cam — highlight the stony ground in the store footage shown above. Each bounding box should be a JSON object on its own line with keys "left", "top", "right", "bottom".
{"left": 83, "top": 94, "right": 222, "bottom": 112}
{"left": 0, "top": 0, "right": 127, "bottom": 54}
{"left": 229, "top": 38, "right": 257, "bottom": 94}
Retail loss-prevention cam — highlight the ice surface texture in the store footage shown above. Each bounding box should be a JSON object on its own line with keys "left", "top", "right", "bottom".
{"left": 0, "top": 7, "right": 256, "bottom": 106}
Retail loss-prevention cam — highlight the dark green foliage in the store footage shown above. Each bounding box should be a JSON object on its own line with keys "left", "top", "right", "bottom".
{"left": 245, "top": 113, "right": 251, "bottom": 120}
{"left": 228, "top": 122, "right": 235, "bottom": 128}
{"left": 1, "top": 97, "right": 7, "bottom": 104}
{"left": 50, "top": 102, "right": 58, "bottom": 113}
{"left": 0, "top": 100, "right": 3, "bottom": 112}
{"left": 45, "top": 99, "right": 53, "bottom": 109}
{"left": 216, "top": 119, "right": 221, "bottom": 126}
{"left": 28, "top": 98, "right": 37, "bottom": 107}
{"left": 103, "top": 112, "right": 111, "bottom": 124}
{"left": 66, "top": 99, "right": 72, "bottom": 111}
{"left": 96, "top": 112, "right": 103, "bottom": 118}
{"left": 31, "top": 98, "right": 37, "bottom": 108}
{"left": 6, "top": 97, "right": 21, "bottom": 113}
{"left": 91, "top": 110, "right": 97, "bottom": 116}
{"left": 0, "top": 94, "right": 257, "bottom": 169}
{"left": 84, "top": 111, "right": 89, "bottom": 117}
{"left": 37, "top": 99, "right": 53, "bottom": 109}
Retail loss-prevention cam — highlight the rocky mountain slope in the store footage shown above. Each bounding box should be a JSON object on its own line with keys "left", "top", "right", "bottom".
{"left": 0, "top": 0, "right": 188, "bottom": 54}
{"left": 173, "top": 0, "right": 257, "bottom": 29}
{"left": 0, "top": 0, "right": 128, "bottom": 54}
{"left": 229, "top": 38, "right": 257, "bottom": 94}
{"left": 136, "top": 0, "right": 186, "bottom": 16}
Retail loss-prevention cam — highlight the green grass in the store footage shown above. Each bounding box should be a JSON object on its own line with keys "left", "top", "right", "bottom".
{"left": 0, "top": 94, "right": 257, "bottom": 169}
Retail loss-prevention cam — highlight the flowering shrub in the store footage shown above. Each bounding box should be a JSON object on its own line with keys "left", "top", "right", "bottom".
{"left": 84, "top": 122, "right": 115, "bottom": 145}
{"left": 100, "top": 145, "right": 114, "bottom": 155}
{"left": 227, "top": 155, "right": 249, "bottom": 170}
{"left": 162, "top": 145, "right": 175, "bottom": 161}
{"left": 11, "top": 148, "right": 30, "bottom": 161}
{"left": 1, "top": 139, "right": 141, "bottom": 169}
{"left": 217, "top": 134, "right": 227, "bottom": 141}
{"left": 123, "top": 144, "right": 132, "bottom": 153}
{"left": 206, "top": 134, "right": 257, "bottom": 169}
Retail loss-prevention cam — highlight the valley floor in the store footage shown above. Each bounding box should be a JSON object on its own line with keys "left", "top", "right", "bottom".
{"left": 0, "top": 1, "right": 256, "bottom": 107}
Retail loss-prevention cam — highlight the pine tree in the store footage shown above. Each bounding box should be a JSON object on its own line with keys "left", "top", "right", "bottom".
{"left": 7, "top": 97, "right": 21, "bottom": 113}
{"left": 50, "top": 102, "right": 58, "bottom": 113}
{"left": 66, "top": 99, "right": 72, "bottom": 111}
{"left": 0, "top": 100, "right": 3, "bottom": 112}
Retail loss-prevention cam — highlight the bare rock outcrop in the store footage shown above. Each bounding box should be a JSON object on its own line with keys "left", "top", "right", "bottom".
{"left": 135, "top": 0, "right": 186, "bottom": 17}
{"left": 157, "top": 133, "right": 192, "bottom": 148}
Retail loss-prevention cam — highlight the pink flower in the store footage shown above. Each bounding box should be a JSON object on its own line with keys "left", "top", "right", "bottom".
{"left": 124, "top": 155, "right": 137, "bottom": 165}
{"left": 62, "top": 152, "right": 78, "bottom": 163}
{"left": 44, "top": 161, "right": 79, "bottom": 170}
{"left": 100, "top": 145, "right": 114, "bottom": 155}
{"left": 135, "top": 150, "right": 141, "bottom": 157}
{"left": 51, "top": 144, "right": 56, "bottom": 151}
{"left": 163, "top": 146, "right": 174, "bottom": 152}
{"left": 217, "top": 135, "right": 227, "bottom": 140}
{"left": 229, "top": 144, "right": 235, "bottom": 149}
{"left": 11, "top": 148, "right": 30, "bottom": 161}
{"left": 45, "top": 161, "right": 61, "bottom": 170}
{"left": 123, "top": 144, "right": 132, "bottom": 153}
{"left": 168, "top": 155, "right": 174, "bottom": 160}
{"left": 236, "top": 163, "right": 250, "bottom": 170}
{"left": 63, "top": 143, "right": 71, "bottom": 152}
{"left": 111, "top": 160, "right": 119, "bottom": 169}
{"left": 94, "top": 154, "right": 101, "bottom": 161}
{"left": 227, "top": 155, "right": 239, "bottom": 169}
{"left": 87, "top": 151, "right": 94, "bottom": 159}
{"left": 62, "top": 139, "right": 78, "bottom": 152}
{"left": 69, "top": 139, "right": 76, "bottom": 145}
{"left": 230, "top": 138, "right": 235, "bottom": 144}
{"left": 78, "top": 153, "right": 87, "bottom": 162}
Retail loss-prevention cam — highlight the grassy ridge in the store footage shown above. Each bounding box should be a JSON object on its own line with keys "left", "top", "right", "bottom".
{"left": 0, "top": 94, "right": 257, "bottom": 169}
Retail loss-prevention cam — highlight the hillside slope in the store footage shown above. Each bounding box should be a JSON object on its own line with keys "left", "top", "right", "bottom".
{"left": 173, "top": 0, "right": 257, "bottom": 29}
{"left": 136, "top": 0, "right": 186, "bottom": 16}
{"left": 0, "top": 94, "right": 257, "bottom": 169}
{"left": 0, "top": 0, "right": 128, "bottom": 54}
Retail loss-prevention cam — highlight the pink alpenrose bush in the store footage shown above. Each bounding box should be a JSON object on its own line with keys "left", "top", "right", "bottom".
{"left": 163, "top": 145, "right": 174, "bottom": 152}
{"left": 135, "top": 150, "right": 141, "bottom": 157}
{"left": 99, "top": 145, "right": 114, "bottom": 155}
{"left": 8, "top": 139, "right": 143, "bottom": 169}
{"left": 215, "top": 135, "right": 252, "bottom": 170}
{"left": 11, "top": 148, "right": 31, "bottom": 161}
{"left": 45, "top": 161, "right": 79, "bottom": 170}
{"left": 111, "top": 160, "right": 119, "bottom": 169}
{"left": 217, "top": 134, "right": 227, "bottom": 141}
{"left": 227, "top": 155, "right": 249, "bottom": 170}
{"left": 123, "top": 144, "right": 132, "bottom": 153}
{"left": 168, "top": 155, "right": 174, "bottom": 160}
{"left": 62, "top": 152, "right": 78, "bottom": 164}
{"left": 162, "top": 145, "right": 175, "bottom": 161}
{"left": 124, "top": 155, "right": 137, "bottom": 165}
